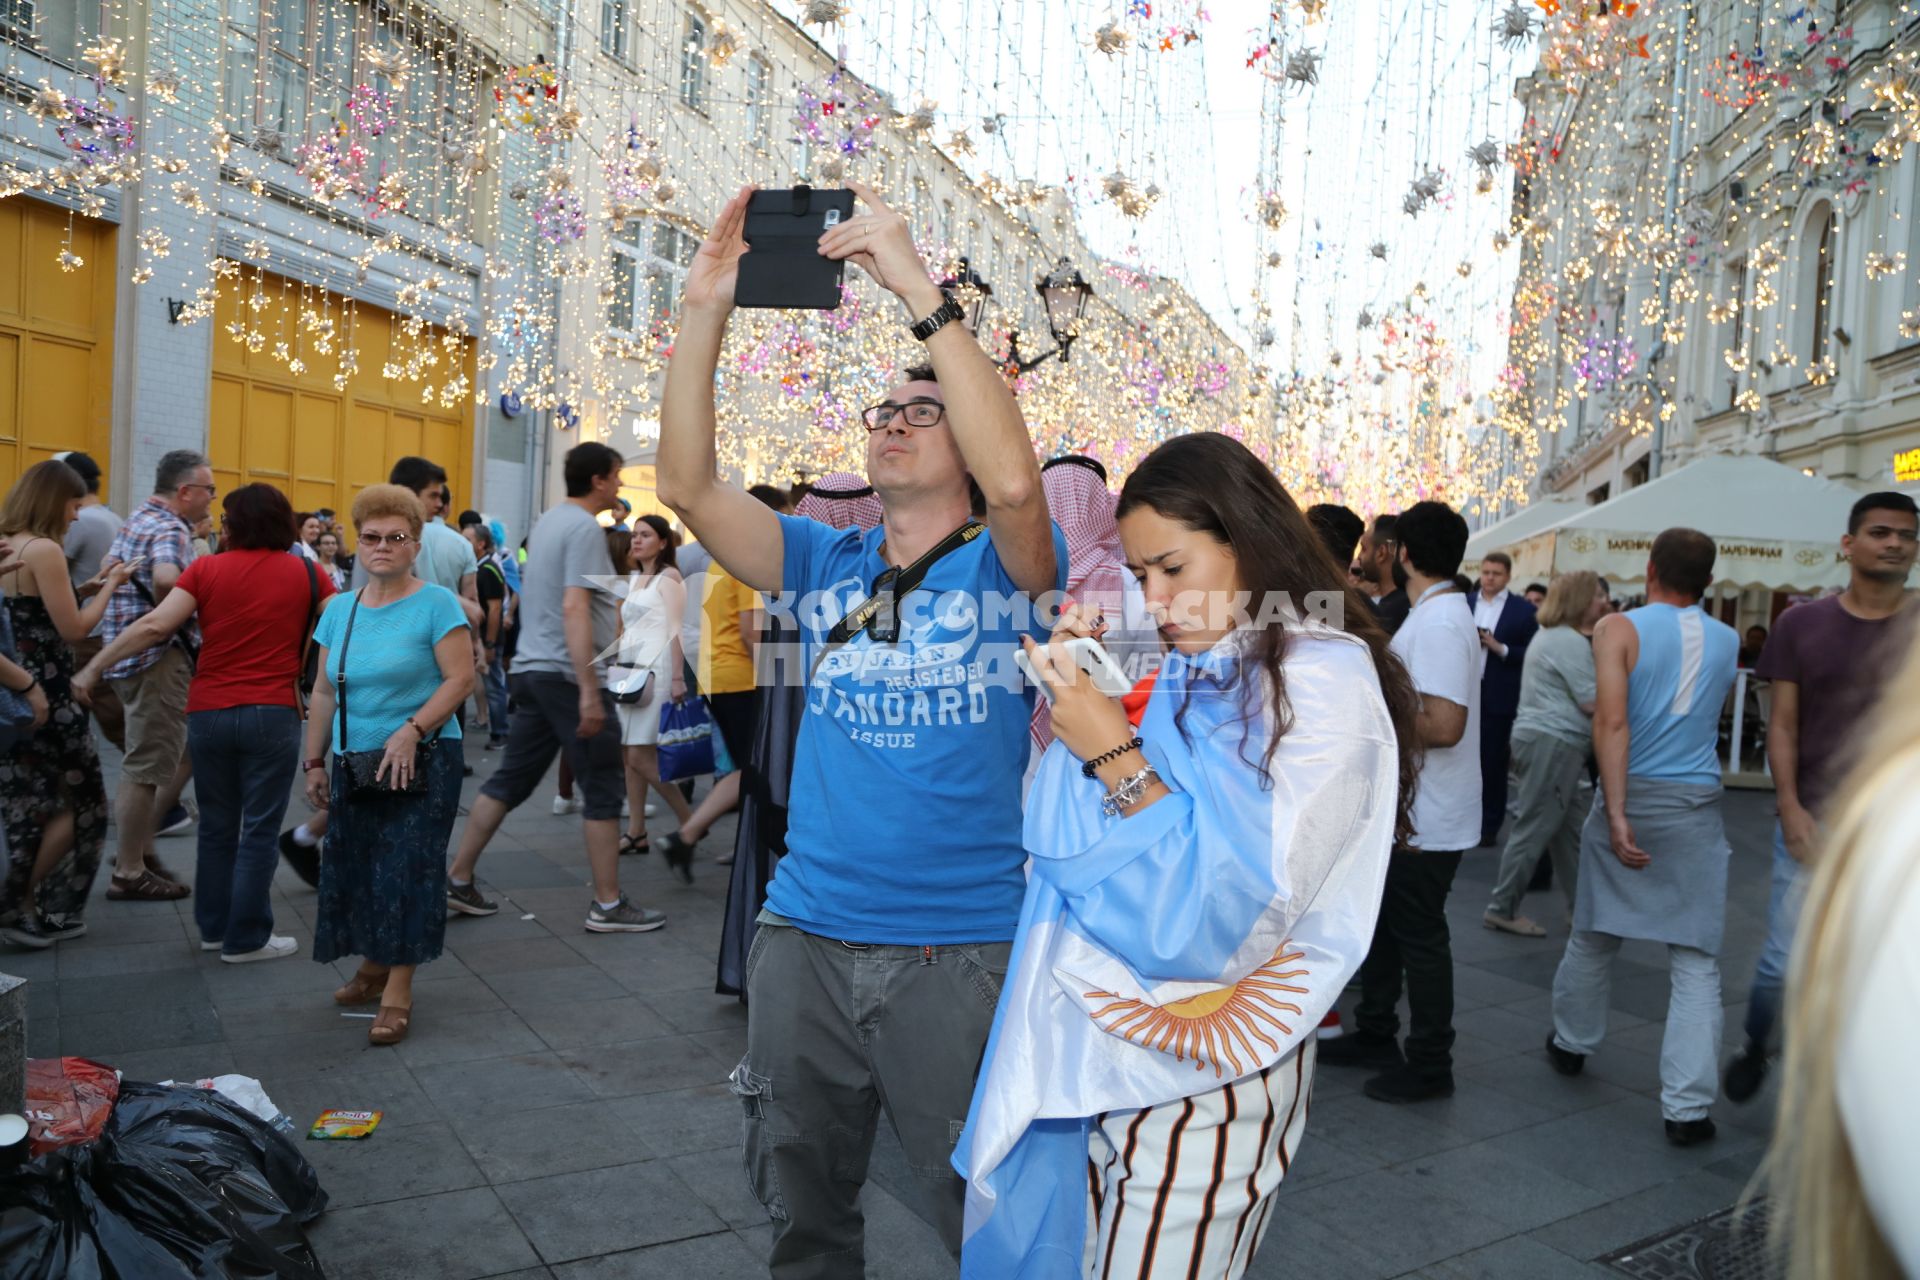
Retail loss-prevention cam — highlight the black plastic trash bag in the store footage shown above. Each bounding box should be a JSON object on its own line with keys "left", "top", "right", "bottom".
{"left": 0, "top": 1080, "right": 328, "bottom": 1278}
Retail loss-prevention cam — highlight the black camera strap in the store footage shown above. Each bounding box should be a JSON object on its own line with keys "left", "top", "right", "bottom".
{"left": 813, "top": 521, "right": 985, "bottom": 674}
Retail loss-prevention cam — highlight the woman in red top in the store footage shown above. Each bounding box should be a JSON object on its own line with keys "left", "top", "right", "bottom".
{"left": 75, "top": 484, "right": 333, "bottom": 963}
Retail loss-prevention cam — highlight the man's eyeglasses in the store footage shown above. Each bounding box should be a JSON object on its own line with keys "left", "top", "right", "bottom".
{"left": 358, "top": 532, "right": 415, "bottom": 548}
{"left": 861, "top": 398, "right": 946, "bottom": 432}
{"left": 183, "top": 483, "right": 216, "bottom": 496}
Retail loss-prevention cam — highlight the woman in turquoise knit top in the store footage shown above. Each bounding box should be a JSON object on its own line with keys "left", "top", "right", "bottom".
{"left": 301, "top": 483, "right": 473, "bottom": 1046}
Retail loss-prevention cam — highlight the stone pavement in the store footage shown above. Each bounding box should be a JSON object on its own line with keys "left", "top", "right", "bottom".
{"left": 7, "top": 736, "right": 1784, "bottom": 1279}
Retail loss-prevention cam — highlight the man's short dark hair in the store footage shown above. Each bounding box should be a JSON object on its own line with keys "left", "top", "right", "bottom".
{"left": 1524, "top": 581, "right": 1548, "bottom": 596}
{"left": 388, "top": 455, "right": 446, "bottom": 495}
{"left": 457, "top": 509, "right": 483, "bottom": 529}
{"left": 57, "top": 451, "right": 102, "bottom": 494}
{"left": 901, "top": 363, "right": 938, "bottom": 385}
{"left": 748, "top": 484, "right": 788, "bottom": 511}
{"left": 1848, "top": 490, "right": 1919, "bottom": 535}
{"left": 1649, "top": 527, "right": 1716, "bottom": 600}
{"left": 154, "top": 449, "right": 210, "bottom": 495}
{"left": 1394, "top": 501, "right": 1469, "bottom": 580}
{"left": 562, "top": 442, "right": 623, "bottom": 498}
{"left": 1483, "top": 551, "right": 1513, "bottom": 571}
{"left": 1305, "top": 503, "right": 1365, "bottom": 565}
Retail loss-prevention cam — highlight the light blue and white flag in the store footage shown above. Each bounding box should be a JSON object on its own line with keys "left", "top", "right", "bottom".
{"left": 954, "top": 625, "right": 1399, "bottom": 1278}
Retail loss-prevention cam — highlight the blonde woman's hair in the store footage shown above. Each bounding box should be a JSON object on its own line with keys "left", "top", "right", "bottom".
{"left": 350, "top": 484, "right": 425, "bottom": 540}
{"left": 1534, "top": 570, "right": 1601, "bottom": 630}
{"left": 0, "top": 458, "right": 86, "bottom": 540}
{"left": 1764, "top": 610, "right": 1920, "bottom": 1278}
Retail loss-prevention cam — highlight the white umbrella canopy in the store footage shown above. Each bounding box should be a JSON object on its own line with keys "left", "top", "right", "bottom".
{"left": 1508, "top": 455, "right": 1861, "bottom": 592}
{"left": 1461, "top": 498, "right": 1582, "bottom": 578}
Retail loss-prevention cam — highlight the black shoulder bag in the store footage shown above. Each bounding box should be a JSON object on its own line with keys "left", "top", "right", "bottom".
{"left": 334, "top": 592, "right": 436, "bottom": 798}
{"left": 810, "top": 520, "right": 985, "bottom": 678}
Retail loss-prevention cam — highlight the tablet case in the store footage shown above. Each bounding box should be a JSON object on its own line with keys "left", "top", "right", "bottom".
{"left": 735, "top": 185, "right": 859, "bottom": 310}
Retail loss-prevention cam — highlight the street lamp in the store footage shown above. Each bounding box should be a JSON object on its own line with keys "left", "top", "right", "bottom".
{"left": 1004, "top": 257, "right": 1095, "bottom": 373}
{"left": 938, "top": 256, "right": 994, "bottom": 335}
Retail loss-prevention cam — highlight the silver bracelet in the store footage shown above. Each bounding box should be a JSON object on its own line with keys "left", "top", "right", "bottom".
{"left": 1101, "top": 765, "right": 1161, "bottom": 818}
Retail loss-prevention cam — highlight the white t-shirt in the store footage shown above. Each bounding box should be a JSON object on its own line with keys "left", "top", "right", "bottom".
{"left": 1389, "top": 584, "right": 1483, "bottom": 852}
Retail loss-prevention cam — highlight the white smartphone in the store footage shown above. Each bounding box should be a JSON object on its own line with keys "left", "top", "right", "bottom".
{"left": 1016, "top": 635, "right": 1133, "bottom": 704}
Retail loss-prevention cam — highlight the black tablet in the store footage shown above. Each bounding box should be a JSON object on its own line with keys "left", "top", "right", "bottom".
{"left": 735, "top": 185, "right": 859, "bottom": 310}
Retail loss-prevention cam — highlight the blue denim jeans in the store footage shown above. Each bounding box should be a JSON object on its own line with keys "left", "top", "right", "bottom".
{"left": 484, "top": 659, "right": 509, "bottom": 737}
{"left": 1743, "top": 822, "right": 1806, "bottom": 1050}
{"left": 188, "top": 705, "right": 301, "bottom": 954}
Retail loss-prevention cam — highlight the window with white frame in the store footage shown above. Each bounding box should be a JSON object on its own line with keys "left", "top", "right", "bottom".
{"left": 745, "top": 54, "right": 770, "bottom": 149}
{"left": 1808, "top": 205, "right": 1836, "bottom": 368}
{"left": 679, "top": 10, "right": 707, "bottom": 111}
{"left": 600, "top": 0, "right": 628, "bottom": 61}
{"left": 609, "top": 219, "right": 700, "bottom": 337}
{"left": 792, "top": 133, "right": 810, "bottom": 181}
{"left": 2, "top": 0, "right": 105, "bottom": 65}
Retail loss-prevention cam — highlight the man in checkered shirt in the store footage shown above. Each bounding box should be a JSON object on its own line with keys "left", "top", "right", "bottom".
{"left": 97, "top": 449, "right": 217, "bottom": 902}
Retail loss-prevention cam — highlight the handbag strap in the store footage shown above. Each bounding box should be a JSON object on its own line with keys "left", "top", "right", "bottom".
{"left": 335, "top": 591, "right": 362, "bottom": 751}
{"left": 297, "top": 555, "right": 319, "bottom": 674}
{"left": 824, "top": 520, "right": 985, "bottom": 647}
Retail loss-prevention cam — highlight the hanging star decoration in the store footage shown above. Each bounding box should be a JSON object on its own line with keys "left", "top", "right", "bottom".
{"left": 946, "top": 128, "right": 975, "bottom": 157}
{"left": 1296, "top": 0, "right": 1327, "bottom": 22}
{"left": 1284, "top": 48, "right": 1322, "bottom": 88}
{"left": 1370, "top": 240, "right": 1389, "bottom": 259}
{"left": 706, "top": 19, "right": 745, "bottom": 66}
{"left": 896, "top": 100, "right": 938, "bottom": 138}
{"left": 1467, "top": 138, "right": 1503, "bottom": 171}
{"left": 1497, "top": 0, "right": 1538, "bottom": 50}
{"left": 1254, "top": 191, "right": 1289, "bottom": 229}
{"left": 1103, "top": 169, "right": 1159, "bottom": 218}
{"left": 1094, "top": 19, "right": 1132, "bottom": 56}
{"left": 981, "top": 112, "right": 1006, "bottom": 135}
{"left": 802, "top": 0, "right": 850, "bottom": 29}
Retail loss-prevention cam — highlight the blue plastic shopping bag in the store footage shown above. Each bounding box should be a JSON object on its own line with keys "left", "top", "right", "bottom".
{"left": 657, "top": 696, "right": 716, "bottom": 782}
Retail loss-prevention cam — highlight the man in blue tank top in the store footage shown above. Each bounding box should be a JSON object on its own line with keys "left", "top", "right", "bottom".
{"left": 656, "top": 183, "right": 1065, "bottom": 1275}
{"left": 1545, "top": 528, "right": 1739, "bottom": 1148}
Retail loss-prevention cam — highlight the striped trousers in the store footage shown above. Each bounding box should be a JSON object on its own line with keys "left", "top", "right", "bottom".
{"left": 1084, "top": 1039, "right": 1316, "bottom": 1279}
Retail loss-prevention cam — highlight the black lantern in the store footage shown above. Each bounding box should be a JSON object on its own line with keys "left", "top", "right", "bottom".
{"left": 938, "top": 256, "right": 994, "bottom": 334}
{"left": 1037, "top": 257, "right": 1094, "bottom": 352}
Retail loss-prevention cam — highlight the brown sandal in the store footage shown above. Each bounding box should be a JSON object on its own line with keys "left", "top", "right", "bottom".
{"left": 333, "top": 969, "right": 390, "bottom": 1006}
{"left": 106, "top": 870, "right": 190, "bottom": 901}
{"left": 369, "top": 1004, "right": 412, "bottom": 1046}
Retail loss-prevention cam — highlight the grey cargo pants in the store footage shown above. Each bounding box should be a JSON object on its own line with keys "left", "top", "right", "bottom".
{"left": 734, "top": 919, "right": 1012, "bottom": 1278}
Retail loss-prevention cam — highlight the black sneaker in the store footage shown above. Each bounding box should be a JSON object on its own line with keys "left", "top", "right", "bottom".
{"left": 485, "top": 735, "right": 507, "bottom": 751}
{"left": 1363, "top": 1066, "right": 1455, "bottom": 1103}
{"left": 1545, "top": 1031, "right": 1586, "bottom": 1077}
{"left": 1665, "top": 1117, "right": 1717, "bottom": 1147}
{"left": 35, "top": 913, "right": 86, "bottom": 943}
{"left": 446, "top": 881, "right": 499, "bottom": 916}
{"left": 584, "top": 895, "right": 667, "bottom": 933}
{"left": 1723, "top": 1040, "right": 1769, "bottom": 1105}
{"left": 0, "top": 915, "right": 55, "bottom": 949}
{"left": 279, "top": 829, "right": 320, "bottom": 889}
{"left": 1315, "top": 1029, "right": 1404, "bottom": 1071}
{"left": 657, "top": 832, "right": 696, "bottom": 886}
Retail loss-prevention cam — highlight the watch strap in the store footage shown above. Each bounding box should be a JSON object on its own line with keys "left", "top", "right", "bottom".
{"left": 910, "top": 292, "right": 964, "bottom": 342}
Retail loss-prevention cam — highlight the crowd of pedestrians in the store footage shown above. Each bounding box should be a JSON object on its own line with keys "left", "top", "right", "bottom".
{"left": 0, "top": 187, "right": 1913, "bottom": 1277}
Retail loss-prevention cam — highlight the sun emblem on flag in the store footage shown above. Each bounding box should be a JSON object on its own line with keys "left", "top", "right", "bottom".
{"left": 1082, "top": 947, "right": 1310, "bottom": 1078}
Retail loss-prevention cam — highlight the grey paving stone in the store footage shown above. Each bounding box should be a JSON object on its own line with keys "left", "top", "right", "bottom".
{"left": 452, "top": 1097, "right": 654, "bottom": 1182}
{"left": 487, "top": 964, "right": 628, "bottom": 1008}
{"left": 496, "top": 1160, "right": 726, "bottom": 1264}
{"left": 226, "top": 1026, "right": 400, "bottom": 1082}
{"left": 1298, "top": 1091, "right": 1473, "bottom": 1167}
{"left": 606, "top": 1083, "right": 743, "bottom": 1157}
{"left": 1275, "top": 1126, "right": 1377, "bottom": 1195}
{"left": 666, "top": 1146, "right": 766, "bottom": 1229}
{"left": 1280, "top": 1167, "right": 1518, "bottom": 1276}
{"left": 1242, "top": 1197, "right": 1397, "bottom": 1278}
{"left": 519, "top": 996, "right": 673, "bottom": 1051}
{"left": 1390, "top": 1140, "right": 1612, "bottom": 1232}
{"left": 55, "top": 967, "right": 208, "bottom": 1016}
{"left": 1476, "top": 1111, "right": 1723, "bottom": 1199}
{"left": 639, "top": 987, "right": 749, "bottom": 1035}
{"left": 685, "top": 1025, "right": 748, "bottom": 1065}
{"left": 561, "top": 1035, "right": 732, "bottom": 1099}
{"left": 392, "top": 1008, "right": 548, "bottom": 1069}
{"left": 97, "top": 1040, "right": 237, "bottom": 1082}
{"left": 306, "top": 1186, "right": 542, "bottom": 1280}
{"left": 591, "top": 941, "right": 724, "bottom": 993}
{"left": 1405, "top": 1234, "right": 1616, "bottom": 1278}
{"left": 1454, "top": 1051, "right": 1635, "bottom": 1118}
{"left": 1453, "top": 961, "right": 1559, "bottom": 1008}
{"left": 854, "top": 1179, "right": 958, "bottom": 1279}
{"left": 54, "top": 939, "right": 199, "bottom": 979}
{"left": 61, "top": 995, "right": 224, "bottom": 1057}
{"left": 301, "top": 1119, "right": 489, "bottom": 1209}
{"left": 415, "top": 1051, "right": 599, "bottom": 1117}
{"left": 1527, "top": 1168, "right": 1749, "bottom": 1261}
{"left": 447, "top": 936, "right": 590, "bottom": 976}
{"left": 548, "top": 1232, "right": 764, "bottom": 1278}
{"left": 1454, "top": 1003, "right": 1567, "bottom": 1054}
{"left": 265, "top": 1065, "right": 439, "bottom": 1133}
{"left": 473, "top": 850, "right": 590, "bottom": 889}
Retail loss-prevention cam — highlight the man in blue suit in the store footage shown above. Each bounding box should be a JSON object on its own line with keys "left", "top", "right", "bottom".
{"left": 1474, "top": 551, "right": 1538, "bottom": 847}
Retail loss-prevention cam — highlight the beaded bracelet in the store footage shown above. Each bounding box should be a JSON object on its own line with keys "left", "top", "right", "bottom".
{"left": 1081, "top": 735, "right": 1144, "bottom": 779}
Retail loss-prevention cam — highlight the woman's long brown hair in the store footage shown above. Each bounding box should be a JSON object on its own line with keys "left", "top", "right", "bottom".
{"left": 1117, "top": 433, "right": 1422, "bottom": 846}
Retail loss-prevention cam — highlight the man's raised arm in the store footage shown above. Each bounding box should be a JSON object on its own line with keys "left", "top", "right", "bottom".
{"left": 658, "top": 186, "right": 784, "bottom": 595}
{"left": 820, "top": 183, "right": 1055, "bottom": 597}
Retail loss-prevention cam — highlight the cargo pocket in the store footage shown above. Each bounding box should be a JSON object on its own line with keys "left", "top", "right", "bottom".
{"left": 729, "top": 1059, "right": 788, "bottom": 1222}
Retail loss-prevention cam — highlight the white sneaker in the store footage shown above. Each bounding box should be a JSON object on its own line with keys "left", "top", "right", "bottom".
{"left": 221, "top": 935, "right": 299, "bottom": 964}
{"left": 551, "top": 795, "right": 580, "bottom": 816}
{"left": 199, "top": 939, "right": 222, "bottom": 952}
{"left": 644, "top": 802, "right": 657, "bottom": 818}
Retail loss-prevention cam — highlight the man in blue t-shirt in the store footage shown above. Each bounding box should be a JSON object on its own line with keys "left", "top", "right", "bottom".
{"left": 659, "top": 181, "right": 1062, "bottom": 1274}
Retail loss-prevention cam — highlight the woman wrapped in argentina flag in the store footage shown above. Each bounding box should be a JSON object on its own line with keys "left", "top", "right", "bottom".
{"left": 955, "top": 434, "right": 1421, "bottom": 1280}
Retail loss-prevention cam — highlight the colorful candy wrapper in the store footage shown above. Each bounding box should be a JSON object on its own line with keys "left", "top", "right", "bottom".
{"left": 307, "top": 1108, "right": 383, "bottom": 1140}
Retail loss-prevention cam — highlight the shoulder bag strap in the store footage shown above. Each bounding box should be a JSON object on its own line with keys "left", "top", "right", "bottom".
{"left": 296, "top": 556, "right": 320, "bottom": 699}
{"left": 824, "top": 520, "right": 986, "bottom": 647}
{"left": 335, "top": 592, "right": 362, "bottom": 752}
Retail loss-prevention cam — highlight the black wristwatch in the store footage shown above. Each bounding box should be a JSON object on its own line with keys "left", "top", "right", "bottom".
{"left": 909, "top": 291, "right": 964, "bottom": 342}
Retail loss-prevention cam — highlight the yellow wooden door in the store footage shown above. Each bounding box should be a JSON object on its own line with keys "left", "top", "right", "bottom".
{"left": 209, "top": 270, "right": 474, "bottom": 523}
{"left": 0, "top": 198, "right": 117, "bottom": 491}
